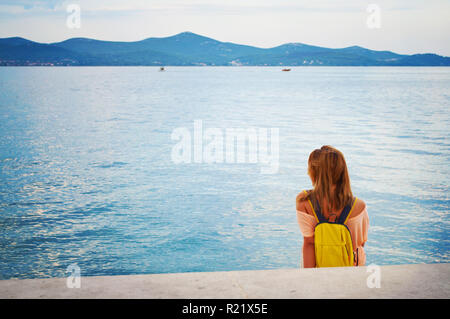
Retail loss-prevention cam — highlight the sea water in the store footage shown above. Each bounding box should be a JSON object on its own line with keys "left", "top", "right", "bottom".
{"left": 0, "top": 66, "right": 449, "bottom": 279}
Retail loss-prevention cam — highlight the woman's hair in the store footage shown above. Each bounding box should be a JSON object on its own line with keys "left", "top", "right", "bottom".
{"left": 307, "top": 148, "right": 322, "bottom": 185}
{"left": 297, "top": 145, "right": 353, "bottom": 213}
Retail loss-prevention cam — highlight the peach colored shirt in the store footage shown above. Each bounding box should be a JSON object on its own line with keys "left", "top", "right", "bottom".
{"left": 296, "top": 208, "right": 369, "bottom": 266}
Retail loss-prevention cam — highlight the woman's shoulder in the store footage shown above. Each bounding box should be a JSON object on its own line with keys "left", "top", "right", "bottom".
{"left": 351, "top": 197, "right": 367, "bottom": 218}
{"left": 296, "top": 190, "right": 367, "bottom": 218}
{"left": 296, "top": 190, "right": 314, "bottom": 216}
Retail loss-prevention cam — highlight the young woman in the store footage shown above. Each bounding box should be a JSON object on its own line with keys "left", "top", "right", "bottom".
{"left": 296, "top": 146, "right": 369, "bottom": 268}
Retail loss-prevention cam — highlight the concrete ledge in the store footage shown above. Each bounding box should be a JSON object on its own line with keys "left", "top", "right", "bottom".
{"left": 0, "top": 263, "right": 448, "bottom": 299}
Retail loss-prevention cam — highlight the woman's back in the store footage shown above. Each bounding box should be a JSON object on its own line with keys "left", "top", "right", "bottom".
{"left": 296, "top": 194, "right": 366, "bottom": 221}
{"left": 296, "top": 193, "right": 369, "bottom": 266}
{"left": 295, "top": 145, "right": 369, "bottom": 267}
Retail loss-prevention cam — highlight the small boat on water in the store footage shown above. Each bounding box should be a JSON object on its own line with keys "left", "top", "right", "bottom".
{"left": 282, "top": 68, "right": 291, "bottom": 72}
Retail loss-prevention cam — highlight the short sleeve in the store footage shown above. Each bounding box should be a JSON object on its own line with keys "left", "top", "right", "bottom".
{"left": 296, "top": 210, "right": 318, "bottom": 237}
{"left": 346, "top": 208, "right": 369, "bottom": 247}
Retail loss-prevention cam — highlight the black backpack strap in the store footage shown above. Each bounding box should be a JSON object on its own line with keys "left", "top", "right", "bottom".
{"left": 337, "top": 197, "right": 358, "bottom": 224}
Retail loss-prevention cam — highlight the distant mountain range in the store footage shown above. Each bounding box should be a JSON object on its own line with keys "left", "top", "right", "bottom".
{"left": 1, "top": 32, "right": 449, "bottom": 66}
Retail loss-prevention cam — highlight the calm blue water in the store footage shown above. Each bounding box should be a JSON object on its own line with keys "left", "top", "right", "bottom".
{"left": 0, "top": 66, "right": 449, "bottom": 279}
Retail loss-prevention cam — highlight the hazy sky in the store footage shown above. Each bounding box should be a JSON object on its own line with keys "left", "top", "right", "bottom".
{"left": 0, "top": 0, "right": 449, "bottom": 56}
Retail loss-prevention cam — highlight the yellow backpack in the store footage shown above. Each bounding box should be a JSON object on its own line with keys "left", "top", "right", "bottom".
{"left": 304, "top": 190, "right": 357, "bottom": 267}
